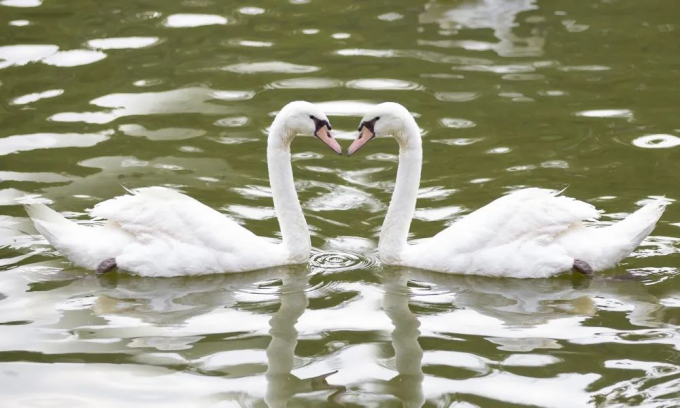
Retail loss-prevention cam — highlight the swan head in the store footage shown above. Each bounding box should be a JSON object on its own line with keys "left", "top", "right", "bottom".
{"left": 348, "top": 102, "right": 418, "bottom": 155}
{"left": 274, "top": 101, "right": 341, "bottom": 155}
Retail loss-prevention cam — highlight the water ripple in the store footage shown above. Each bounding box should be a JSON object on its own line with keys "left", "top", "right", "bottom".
{"left": 310, "top": 250, "right": 378, "bottom": 273}
{"left": 455, "top": 64, "right": 535, "bottom": 74}
{"left": 632, "top": 134, "right": 680, "bottom": 149}
{"left": 41, "top": 49, "right": 106, "bottom": 67}
{"left": 1, "top": 1, "right": 679, "bottom": 406}
{"left": 441, "top": 118, "right": 476, "bottom": 129}
{"left": 0, "top": 131, "right": 112, "bottom": 156}
{"left": 434, "top": 92, "right": 480, "bottom": 102}
{"left": 228, "top": 39, "right": 273, "bottom": 48}
{"left": 214, "top": 116, "right": 249, "bottom": 127}
{"left": 332, "top": 33, "right": 351, "bottom": 40}
{"left": 11, "top": 89, "right": 63, "bottom": 105}
{"left": 336, "top": 48, "right": 493, "bottom": 65}
{"left": 576, "top": 109, "right": 633, "bottom": 119}
{"left": 49, "top": 87, "right": 251, "bottom": 124}
{"left": 267, "top": 78, "right": 341, "bottom": 89}
{"left": 238, "top": 7, "right": 264, "bottom": 15}
{"left": 346, "top": 78, "right": 421, "bottom": 91}
{"left": 223, "top": 61, "right": 319, "bottom": 74}
{"left": 433, "top": 138, "right": 484, "bottom": 146}
{"left": 1, "top": 0, "right": 41, "bottom": 7}
{"left": 305, "top": 184, "right": 384, "bottom": 212}
{"left": 118, "top": 124, "right": 205, "bottom": 141}
{"left": 0, "top": 44, "right": 58, "bottom": 69}
{"left": 87, "top": 37, "right": 160, "bottom": 50}
{"left": 163, "top": 14, "right": 228, "bottom": 28}
{"left": 378, "top": 13, "right": 403, "bottom": 21}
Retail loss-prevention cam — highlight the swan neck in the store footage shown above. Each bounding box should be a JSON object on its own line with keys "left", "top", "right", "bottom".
{"left": 379, "top": 123, "right": 422, "bottom": 262}
{"left": 267, "top": 120, "right": 311, "bottom": 260}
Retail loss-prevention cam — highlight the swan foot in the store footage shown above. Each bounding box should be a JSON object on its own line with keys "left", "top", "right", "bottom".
{"left": 96, "top": 258, "right": 117, "bottom": 275}
{"left": 573, "top": 259, "right": 594, "bottom": 278}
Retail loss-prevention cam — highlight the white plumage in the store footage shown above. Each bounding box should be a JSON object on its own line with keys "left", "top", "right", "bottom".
{"left": 405, "top": 188, "right": 666, "bottom": 278}
{"left": 25, "top": 101, "right": 340, "bottom": 277}
{"left": 349, "top": 102, "right": 667, "bottom": 278}
{"left": 27, "top": 187, "right": 282, "bottom": 277}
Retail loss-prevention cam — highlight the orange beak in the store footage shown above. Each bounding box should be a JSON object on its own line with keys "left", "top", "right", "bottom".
{"left": 316, "top": 125, "right": 342, "bottom": 155}
{"left": 347, "top": 126, "right": 375, "bottom": 156}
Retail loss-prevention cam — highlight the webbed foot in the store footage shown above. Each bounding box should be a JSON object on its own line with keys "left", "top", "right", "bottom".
{"left": 96, "top": 258, "right": 117, "bottom": 275}
{"left": 573, "top": 259, "right": 594, "bottom": 278}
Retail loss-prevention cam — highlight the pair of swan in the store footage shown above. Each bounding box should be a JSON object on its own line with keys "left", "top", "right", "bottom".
{"left": 26, "top": 101, "right": 667, "bottom": 278}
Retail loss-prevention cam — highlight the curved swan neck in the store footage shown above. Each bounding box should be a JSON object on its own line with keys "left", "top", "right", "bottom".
{"left": 267, "top": 118, "right": 311, "bottom": 260}
{"left": 379, "top": 120, "right": 422, "bottom": 262}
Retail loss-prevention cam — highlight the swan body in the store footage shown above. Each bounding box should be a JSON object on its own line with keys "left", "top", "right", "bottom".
{"left": 349, "top": 102, "right": 666, "bottom": 278}
{"left": 26, "top": 101, "right": 341, "bottom": 277}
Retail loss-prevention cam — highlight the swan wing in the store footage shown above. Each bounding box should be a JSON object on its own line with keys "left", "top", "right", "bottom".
{"left": 89, "top": 187, "right": 260, "bottom": 253}
{"left": 429, "top": 188, "right": 600, "bottom": 253}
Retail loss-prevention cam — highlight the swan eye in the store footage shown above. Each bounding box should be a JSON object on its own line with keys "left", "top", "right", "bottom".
{"left": 310, "top": 115, "right": 331, "bottom": 131}
{"left": 358, "top": 116, "right": 380, "bottom": 133}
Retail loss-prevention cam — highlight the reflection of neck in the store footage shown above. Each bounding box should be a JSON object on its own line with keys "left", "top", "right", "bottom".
{"left": 267, "top": 118, "right": 311, "bottom": 261}
{"left": 379, "top": 121, "right": 422, "bottom": 263}
{"left": 382, "top": 273, "right": 424, "bottom": 408}
{"left": 265, "top": 271, "right": 309, "bottom": 408}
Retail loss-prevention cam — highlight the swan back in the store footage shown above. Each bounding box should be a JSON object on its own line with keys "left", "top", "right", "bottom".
{"left": 429, "top": 188, "right": 600, "bottom": 254}
{"left": 90, "top": 187, "right": 259, "bottom": 252}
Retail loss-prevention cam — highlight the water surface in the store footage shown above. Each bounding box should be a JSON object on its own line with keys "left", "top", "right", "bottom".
{"left": 1, "top": 0, "right": 679, "bottom": 406}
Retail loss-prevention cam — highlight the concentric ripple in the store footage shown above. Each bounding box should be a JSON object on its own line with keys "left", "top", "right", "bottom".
{"left": 632, "top": 134, "right": 680, "bottom": 149}
{"left": 310, "top": 250, "right": 378, "bottom": 272}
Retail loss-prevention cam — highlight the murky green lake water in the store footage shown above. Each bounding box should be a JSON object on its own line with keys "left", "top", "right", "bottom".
{"left": 1, "top": 0, "right": 679, "bottom": 406}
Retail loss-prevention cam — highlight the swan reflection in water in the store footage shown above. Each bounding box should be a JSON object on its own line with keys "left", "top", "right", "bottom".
{"left": 399, "top": 268, "right": 668, "bottom": 330}
{"left": 376, "top": 270, "right": 425, "bottom": 408}
{"left": 94, "top": 265, "right": 344, "bottom": 407}
{"left": 262, "top": 266, "right": 345, "bottom": 408}
{"left": 375, "top": 267, "right": 669, "bottom": 407}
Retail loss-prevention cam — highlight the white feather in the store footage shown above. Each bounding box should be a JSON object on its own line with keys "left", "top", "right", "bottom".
{"left": 24, "top": 203, "right": 133, "bottom": 270}
{"left": 361, "top": 102, "right": 668, "bottom": 278}
{"left": 25, "top": 101, "right": 332, "bottom": 277}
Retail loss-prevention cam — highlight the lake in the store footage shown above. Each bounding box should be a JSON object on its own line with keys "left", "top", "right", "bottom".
{"left": 0, "top": 0, "right": 679, "bottom": 406}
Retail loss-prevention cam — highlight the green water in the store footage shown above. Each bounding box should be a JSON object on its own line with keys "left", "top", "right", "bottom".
{"left": 1, "top": 0, "right": 679, "bottom": 406}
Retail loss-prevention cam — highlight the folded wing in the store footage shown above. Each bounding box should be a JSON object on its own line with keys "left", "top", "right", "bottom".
{"left": 90, "top": 187, "right": 260, "bottom": 253}
{"left": 429, "top": 188, "right": 600, "bottom": 253}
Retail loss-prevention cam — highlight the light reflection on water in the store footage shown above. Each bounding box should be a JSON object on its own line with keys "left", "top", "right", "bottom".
{"left": 1, "top": 0, "right": 680, "bottom": 406}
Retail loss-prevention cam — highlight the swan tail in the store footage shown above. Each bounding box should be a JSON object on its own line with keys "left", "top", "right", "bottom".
{"left": 25, "top": 204, "right": 133, "bottom": 270}
{"left": 606, "top": 199, "right": 667, "bottom": 248}
{"left": 591, "top": 199, "right": 668, "bottom": 268}
{"left": 25, "top": 204, "right": 82, "bottom": 244}
{"left": 561, "top": 199, "right": 667, "bottom": 272}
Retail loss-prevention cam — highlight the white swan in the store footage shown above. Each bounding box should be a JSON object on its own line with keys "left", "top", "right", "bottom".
{"left": 348, "top": 102, "right": 667, "bottom": 278}
{"left": 25, "top": 101, "right": 341, "bottom": 277}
